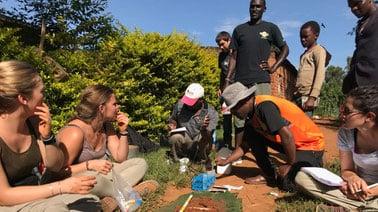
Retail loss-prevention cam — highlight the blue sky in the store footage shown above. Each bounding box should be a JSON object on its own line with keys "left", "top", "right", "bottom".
{"left": 108, "top": 0, "right": 358, "bottom": 69}
{"left": 2, "top": 0, "right": 358, "bottom": 68}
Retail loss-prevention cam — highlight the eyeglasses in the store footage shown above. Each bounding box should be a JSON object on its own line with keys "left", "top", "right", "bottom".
{"left": 339, "top": 105, "right": 362, "bottom": 118}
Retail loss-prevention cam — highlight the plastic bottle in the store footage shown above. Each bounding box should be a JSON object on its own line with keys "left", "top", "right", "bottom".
{"left": 112, "top": 169, "right": 142, "bottom": 212}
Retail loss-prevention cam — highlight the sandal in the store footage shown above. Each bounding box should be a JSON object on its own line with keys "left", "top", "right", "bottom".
{"left": 100, "top": 196, "right": 118, "bottom": 212}
{"left": 244, "top": 175, "right": 268, "bottom": 185}
{"left": 245, "top": 175, "right": 277, "bottom": 186}
{"left": 133, "top": 180, "right": 160, "bottom": 197}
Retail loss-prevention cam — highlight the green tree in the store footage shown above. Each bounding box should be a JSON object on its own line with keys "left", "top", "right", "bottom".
{"left": 0, "top": 27, "right": 219, "bottom": 141}
{"left": 315, "top": 65, "right": 345, "bottom": 117}
{"left": 9, "top": 0, "right": 115, "bottom": 50}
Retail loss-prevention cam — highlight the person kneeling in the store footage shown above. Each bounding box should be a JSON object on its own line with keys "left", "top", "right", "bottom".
{"left": 167, "top": 83, "right": 218, "bottom": 165}
{"left": 216, "top": 82, "right": 324, "bottom": 190}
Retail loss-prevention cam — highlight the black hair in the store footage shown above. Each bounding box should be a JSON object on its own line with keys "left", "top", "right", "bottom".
{"left": 215, "top": 31, "right": 231, "bottom": 44}
{"left": 348, "top": 85, "right": 378, "bottom": 123}
{"left": 301, "top": 21, "right": 320, "bottom": 36}
{"left": 250, "top": 0, "right": 266, "bottom": 6}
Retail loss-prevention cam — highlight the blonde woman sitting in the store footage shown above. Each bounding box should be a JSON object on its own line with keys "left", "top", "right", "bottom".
{"left": 0, "top": 61, "right": 100, "bottom": 211}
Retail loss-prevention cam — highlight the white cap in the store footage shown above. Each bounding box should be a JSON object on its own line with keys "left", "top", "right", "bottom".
{"left": 181, "top": 83, "right": 204, "bottom": 106}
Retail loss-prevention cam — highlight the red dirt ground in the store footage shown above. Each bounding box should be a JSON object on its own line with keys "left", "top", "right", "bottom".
{"left": 159, "top": 126, "right": 339, "bottom": 212}
{"left": 174, "top": 197, "right": 225, "bottom": 212}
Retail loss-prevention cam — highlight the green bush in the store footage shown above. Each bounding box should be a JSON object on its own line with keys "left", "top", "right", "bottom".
{"left": 315, "top": 66, "right": 345, "bottom": 118}
{"left": 0, "top": 28, "right": 219, "bottom": 141}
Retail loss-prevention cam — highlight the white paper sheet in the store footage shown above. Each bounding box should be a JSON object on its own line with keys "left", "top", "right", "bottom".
{"left": 169, "top": 127, "right": 187, "bottom": 133}
{"left": 301, "top": 167, "right": 344, "bottom": 187}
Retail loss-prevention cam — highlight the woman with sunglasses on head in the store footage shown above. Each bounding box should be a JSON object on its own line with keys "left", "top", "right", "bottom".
{"left": 0, "top": 61, "right": 100, "bottom": 211}
{"left": 296, "top": 85, "right": 378, "bottom": 211}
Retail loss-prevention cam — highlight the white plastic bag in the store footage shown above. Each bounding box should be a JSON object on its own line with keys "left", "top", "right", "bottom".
{"left": 112, "top": 168, "right": 142, "bottom": 212}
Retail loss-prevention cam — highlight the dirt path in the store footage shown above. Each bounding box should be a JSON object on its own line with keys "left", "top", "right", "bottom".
{"left": 159, "top": 126, "right": 339, "bottom": 211}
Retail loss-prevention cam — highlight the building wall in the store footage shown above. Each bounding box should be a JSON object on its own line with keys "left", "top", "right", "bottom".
{"left": 268, "top": 51, "right": 297, "bottom": 100}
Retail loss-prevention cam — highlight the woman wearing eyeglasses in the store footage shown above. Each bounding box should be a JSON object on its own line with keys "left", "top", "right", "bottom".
{"left": 295, "top": 85, "right": 378, "bottom": 211}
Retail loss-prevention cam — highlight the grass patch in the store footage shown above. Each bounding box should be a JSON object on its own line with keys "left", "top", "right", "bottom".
{"left": 140, "top": 147, "right": 204, "bottom": 211}
{"left": 276, "top": 192, "right": 321, "bottom": 212}
{"left": 276, "top": 158, "right": 341, "bottom": 211}
{"left": 156, "top": 191, "right": 242, "bottom": 212}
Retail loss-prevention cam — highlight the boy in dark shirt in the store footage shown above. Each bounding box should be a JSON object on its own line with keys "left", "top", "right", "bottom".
{"left": 216, "top": 31, "right": 234, "bottom": 149}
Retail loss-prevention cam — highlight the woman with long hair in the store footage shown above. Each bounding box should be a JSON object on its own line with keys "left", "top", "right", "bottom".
{"left": 295, "top": 85, "right": 378, "bottom": 211}
{"left": 57, "top": 85, "right": 150, "bottom": 200}
{"left": 0, "top": 60, "right": 100, "bottom": 211}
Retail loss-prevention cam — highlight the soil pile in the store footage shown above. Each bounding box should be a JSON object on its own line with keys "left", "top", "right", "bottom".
{"left": 175, "top": 197, "right": 226, "bottom": 212}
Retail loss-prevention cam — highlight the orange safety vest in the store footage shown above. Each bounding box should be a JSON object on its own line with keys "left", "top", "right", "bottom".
{"left": 250, "top": 95, "right": 325, "bottom": 151}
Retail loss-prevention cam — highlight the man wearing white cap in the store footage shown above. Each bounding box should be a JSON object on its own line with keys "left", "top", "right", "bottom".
{"left": 217, "top": 82, "right": 324, "bottom": 190}
{"left": 167, "top": 83, "right": 218, "bottom": 163}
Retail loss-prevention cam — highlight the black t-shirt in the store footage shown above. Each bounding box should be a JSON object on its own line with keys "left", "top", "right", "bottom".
{"left": 230, "top": 21, "right": 286, "bottom": 86}
{"left": 351, "top": 9, "right": 378, "bottom": 86}
{"left": 242, "top": 101, "right": 288, "bottom": 151}
{"left": 251, "top": 101, "right": 288, "bottom": 135}
{"left": 218, "top": 51, "right": 232, "bottom": 89}
{"left": 218, "top": 51, "right": 230, "bottom": 76}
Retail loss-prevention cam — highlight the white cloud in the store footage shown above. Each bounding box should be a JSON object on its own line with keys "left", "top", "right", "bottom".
{"left": 276, "top": 20, "right": 302, "bottom": 37}
{"left": 214, "top": 17, "right": 249, "bottom": 33}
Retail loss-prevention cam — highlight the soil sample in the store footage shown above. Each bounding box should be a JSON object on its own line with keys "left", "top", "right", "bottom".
{"left": 175, "top": 197, "right": 226, "bottom": 212}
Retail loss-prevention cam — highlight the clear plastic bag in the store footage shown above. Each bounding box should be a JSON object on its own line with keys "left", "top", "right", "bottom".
{"left": 112, "top": 168, "right": 142, "bottom": 212}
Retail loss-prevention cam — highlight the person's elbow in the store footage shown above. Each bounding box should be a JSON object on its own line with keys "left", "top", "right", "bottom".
{"left": 281, "top": 44, "right": 289, "bottom": 58}
{"left": 45, "top": 145, "right": 65, "bottom": 172}
{"left": 0, "top": 189, "right": 15, "bottom": 206}
{"left": 279, "top": 127, "right": 294, "bottom": 146}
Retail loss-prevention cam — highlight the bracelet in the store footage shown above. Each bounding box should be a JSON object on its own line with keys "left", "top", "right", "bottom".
{"left": 86, "top": 161, "right": 89, "bottom": 170}
{"left": 48, "top": 184, "right": 54, "bottom": 196}
{"left": 119, "top": 131, "right": 129, "bottom": 136}
{"left": 42, "top": 134, "right": 55, "bottom": 144}
{"left": 225, "top": 78, "right": 232, "bottom": 82}
{"left": 58, "top": 181, "right": 62, "bottom": 195}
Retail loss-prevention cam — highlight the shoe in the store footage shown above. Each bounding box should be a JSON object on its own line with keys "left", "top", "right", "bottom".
{"left": 133, "top": 180, "right": 160, "bottom": 197}
{"left": 101, "top": 196, "right": 118, "bottom": 212}
{"left": 315, "top": 204, "right": 349, "bottom": 212}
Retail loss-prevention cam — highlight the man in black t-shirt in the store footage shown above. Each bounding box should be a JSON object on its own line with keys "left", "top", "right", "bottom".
{"left": 342, "top": 0, "right": 378, "bottom": 94}
{"left": 224, "top": 0, "right": 289, "bottom": 90}
{"left": 223, "top": 0, "right": 289, "bottom": 149}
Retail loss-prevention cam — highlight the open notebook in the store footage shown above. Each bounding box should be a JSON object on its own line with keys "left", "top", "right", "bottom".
{"left": 301, "top": 167, "right": 343, "bottom": 186}
{"left": 301, "top": 167, "right": 378, "bottom": 191}
{"left": 169, "top": 127, "right": 187, "bottom": 134}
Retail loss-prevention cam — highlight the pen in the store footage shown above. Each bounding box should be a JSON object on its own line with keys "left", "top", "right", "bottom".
{"left": 179, "top": 194, "right": 193, "bottom": 212}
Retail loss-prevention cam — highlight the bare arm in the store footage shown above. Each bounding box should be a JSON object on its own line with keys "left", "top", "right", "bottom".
{"left": 57, "top": 126, "right": 85, "bottom": 168}
{"left": 339, "top": 149, "right": 369, "bottom": 197}
{"left": 270, "top": 44, "right": 289, "bottom": 74}
{"left": 279, "top": 126, "right": 296, "bottom": 165}
{"left": 216, "top": 146, "right": 245, "bottom": 166}
{"left": 276, "top": 126, "right": 296, "bottom": 177}
{"left": 0, "top": 161, "right": 96, "bottom": 206}
{"left": 58, "top": 126, "right": 113, "bottom": 175}
{"left": 106, "top": 114, "right": 129, "bottom": 162}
